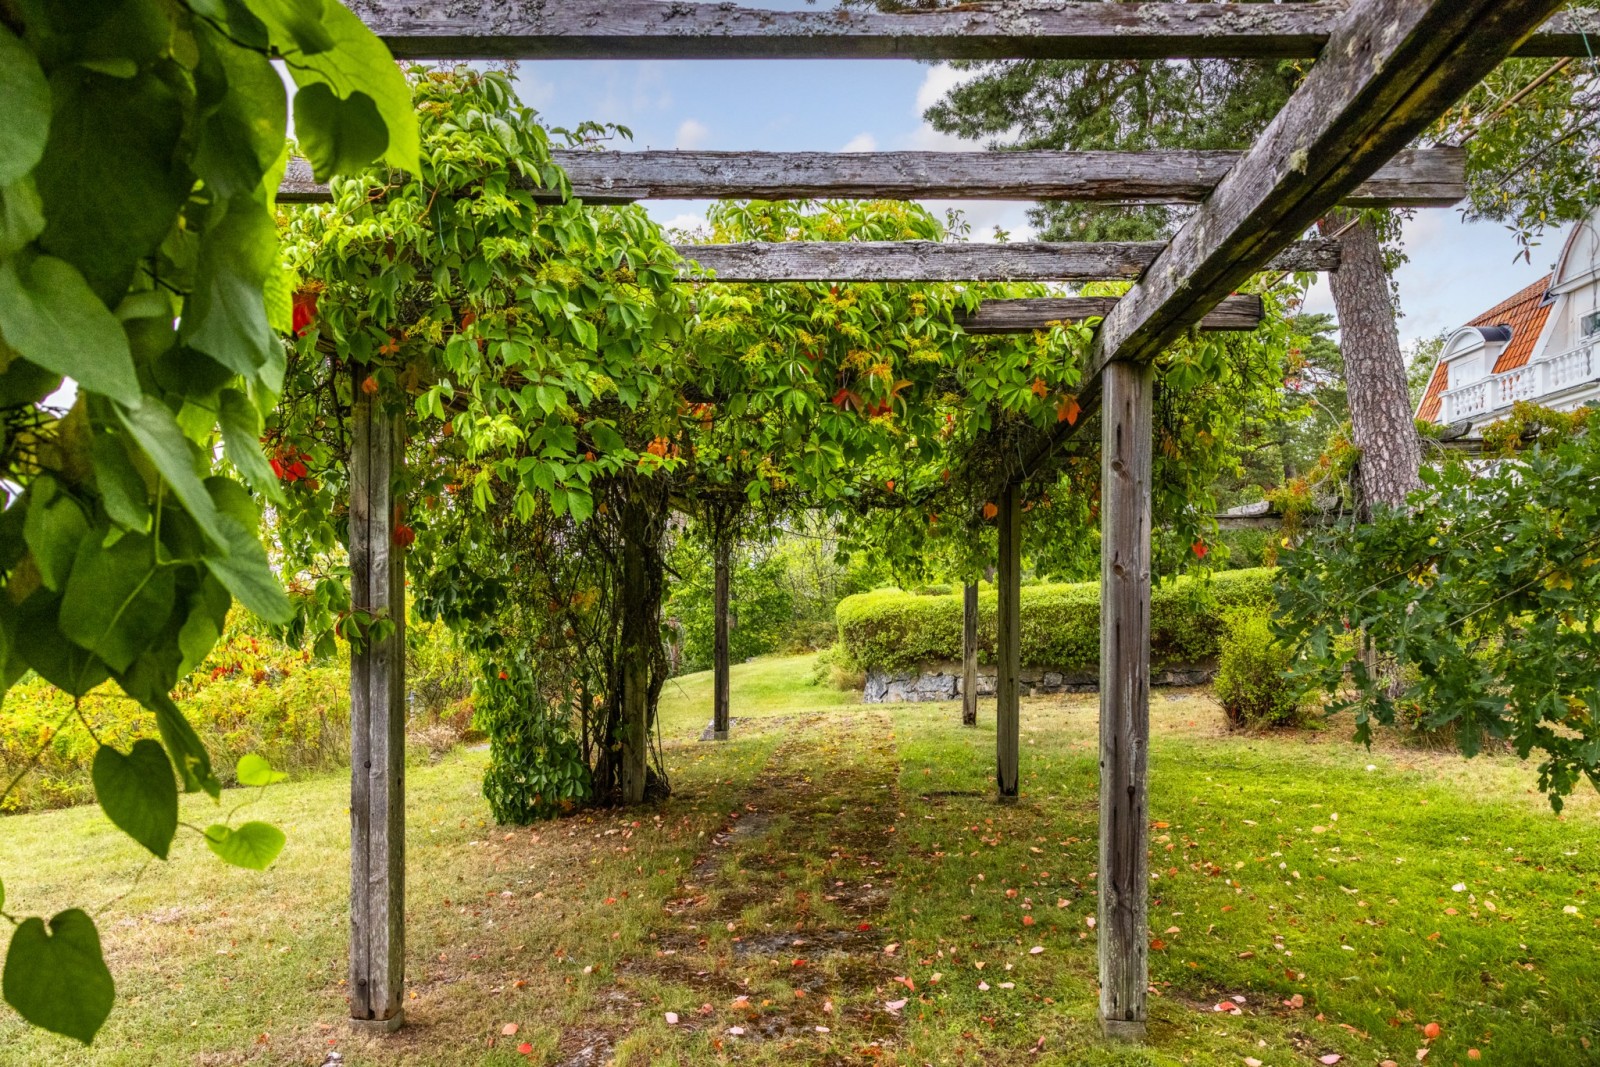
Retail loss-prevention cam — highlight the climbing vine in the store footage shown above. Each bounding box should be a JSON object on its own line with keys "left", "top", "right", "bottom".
{"left": 0, "top": 0, "right": 414, "bottom": 1044}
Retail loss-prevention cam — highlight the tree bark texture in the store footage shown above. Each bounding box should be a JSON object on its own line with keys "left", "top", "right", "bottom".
{"left": 1321, "top": 210, "right": 1422, "bottom": 516}
{"left": 614, "top": 478, "right": 669, "bottom": 805}
{"left": 961, "top": 581, "right": 979, "bottom": 727}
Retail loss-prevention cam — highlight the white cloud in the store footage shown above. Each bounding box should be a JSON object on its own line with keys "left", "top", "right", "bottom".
{"left": 841, "top": 132, "right": 878, "bottom": 153}
{"left": 659, "top": 211, "right": 710, "bottom": 240}
{"left": 915, "top": 63, "right": 975, "bottom": 115}
{"left": 674, "top": 119, "right": 710, "bottom": 150}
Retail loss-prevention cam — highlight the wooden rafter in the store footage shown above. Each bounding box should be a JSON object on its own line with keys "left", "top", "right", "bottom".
{"left": 960, "top": 294, "right": 1262, "bottom": 335}
{"left": 342, "top": 1, "right": 1594, "bottom": 61}
{"left": 675, "top": 239, "right": 1337, "bottom": 283}
{"left": 1014, "top": 0, "right": 1569, "bottom": 486}
{"left": 279, "top": 148, "right": 1467, "bottom": 209}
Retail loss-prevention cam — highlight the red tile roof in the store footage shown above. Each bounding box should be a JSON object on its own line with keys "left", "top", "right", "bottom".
{"left": 1417, "top": 274, "right": 1552, "bottom": 422}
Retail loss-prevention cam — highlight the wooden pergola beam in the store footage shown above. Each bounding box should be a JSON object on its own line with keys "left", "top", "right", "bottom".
{"left": 677, "top": 239, "right": 1336, "bottom": 283}
{"left": 1088, "top": 0, "right": 1567, "bottom": 378}
{"left": 282, "top": 149, "right": 1463, "bottom": 207}
{"left": 343, "top": 1, "right": 1594, "bottom": 61}
{"left": 960, "top": 294, "right": 1262, "bottom": 335}
{"left": 279, "top": 148, "right": 1465, "bottom": 208}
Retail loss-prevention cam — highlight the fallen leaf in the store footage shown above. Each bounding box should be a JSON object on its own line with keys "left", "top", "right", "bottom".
{"left": 727, "top": 1026, "right": 745, "bottom": 1036}
{"left": 884, "top": 998, "right": 908, "bottom": 1015}
{"left": 1423, "top": 1022, "right": 1441, "bottom": 1040}
{"left": 1246, "top": 1059, "right": 1264, "bottom": 1067}
{"left": 1029, "top": 946, "right": 1044, "bottom": 955}
{"left": 501, "top": 1023, "right": 519, "bottom": 1036}
{"left": 518, "top": 1043, "right": 533, "bottom": 1056}
{"left": 665, "top": 1012, "right": 679, "bottom": 1025}
{"left": 978, "top": 981, "right": 991, "bottom": 991}
{"left": 1319, "top": 1056, "right": 1341, "bottom": 1065}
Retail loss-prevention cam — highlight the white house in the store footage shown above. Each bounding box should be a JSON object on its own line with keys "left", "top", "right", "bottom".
{"left": 1418, "top": 211, "right": 1600, "bottom": 433}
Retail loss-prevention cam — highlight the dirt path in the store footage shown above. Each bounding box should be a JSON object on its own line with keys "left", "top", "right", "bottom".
{"left": 560, "top": 711, "right": 909, "bottom": 1064}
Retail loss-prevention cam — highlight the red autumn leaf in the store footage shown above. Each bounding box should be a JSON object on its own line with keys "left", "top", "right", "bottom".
{"left": 1423, "top": 1022, "right": 1441, "bottom": 1040}
{"left": 517, "top": 1043, "right": 533, "bottom": 1055}
{"left": 1192, "top": 541, "right": 1209, "bottom": 558}
{"left": 1149, "top": 938, "right": 1167, "bottom": 951}
{"left": 361, "top": 375, "right": 380, "bottom": 395}
{"left": 884, "top": 480, "right": 895, "bottom": 493}
{"left": 982, "top": 502, "right": 998, "bottom": 521}
{"left": 291, "top": 289, "right": 318, "bottom": 336}
{"left": 392, "top": 523, "right": 416, "bottom": 549}
{"left": 1057, "top": 396, "right": 1080, "bottom": 425}
{"left": 1030, "top": 377, "right": 1048, "bottom": 398}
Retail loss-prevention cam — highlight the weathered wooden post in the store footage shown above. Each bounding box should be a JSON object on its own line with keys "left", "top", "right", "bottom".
{"left": 349, "top": 381, "right": 406, "bottom": 1032}
{"left": 712, "top": 533, "right": 731, "bottom": 741}
{"left": 1097, "top": 359, "right": 1153, "bottom": 1040}
{"left": 961, "top": 581, "right": 979, "bottom": 726}
{"left": 995, "top": 485, "right": 1021, "bottom": 801}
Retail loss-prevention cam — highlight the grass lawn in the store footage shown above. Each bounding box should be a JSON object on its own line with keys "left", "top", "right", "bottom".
{"left": 1, "top": 653, "right": 1597, "bottom": 1065}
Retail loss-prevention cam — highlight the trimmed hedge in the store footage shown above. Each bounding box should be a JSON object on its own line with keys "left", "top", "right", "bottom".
{"left": 835, "top": 568, "right": 1276, "bottom": 675}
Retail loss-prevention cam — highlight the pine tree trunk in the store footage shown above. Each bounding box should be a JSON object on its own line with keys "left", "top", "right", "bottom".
{"left": 1320, "top": 210, "right": 1421, "bottom": 516}
{"left": 712, "top": 534, "right": 731, "bottom": 741}
{"left": 961, "top": 581, "right": 979, "bottom": 727}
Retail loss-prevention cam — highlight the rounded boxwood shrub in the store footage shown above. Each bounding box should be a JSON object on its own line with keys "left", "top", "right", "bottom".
{"left": 1213, "top": 609, "right": 1304, "bottom": 728}
{"left": 835, "top": 568, "right": 1277, "bottom": 677}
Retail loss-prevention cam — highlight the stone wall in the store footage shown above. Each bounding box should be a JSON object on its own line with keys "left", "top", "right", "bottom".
{"left": 862, "top": 660, "right": 1215, "bottom": 703}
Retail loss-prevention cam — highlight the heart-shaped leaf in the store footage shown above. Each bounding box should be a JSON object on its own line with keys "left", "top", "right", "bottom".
{"left": 235, "top": 753, "right": 286, "bottom": 788}
{"left": 204, "top": 821, "right": 285, "bottom": 870}
{"left": 92, "top": 740, "right": 177, "bottom": 859}
{"left": 2, "top": 909, "right": 115, "bottom": 1045}
{"left": 293, "top": 83, "right": 387, "bottom": 182}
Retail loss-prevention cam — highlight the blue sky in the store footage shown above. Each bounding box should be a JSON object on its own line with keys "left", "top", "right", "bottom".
{"left": 511, "top": 56, "right": 1572, "bottom": 348}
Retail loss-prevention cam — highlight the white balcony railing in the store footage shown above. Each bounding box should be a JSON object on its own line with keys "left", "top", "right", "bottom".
{"left": 1438, "top": 341, "right": 1597, "bottom": 424}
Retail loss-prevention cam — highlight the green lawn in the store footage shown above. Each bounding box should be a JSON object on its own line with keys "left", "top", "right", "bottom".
{"left": 1, "top": 654, "right": 1597, "bottom": 1065}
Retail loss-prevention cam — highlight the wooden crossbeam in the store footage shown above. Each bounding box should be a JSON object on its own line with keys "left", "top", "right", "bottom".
{"left": 1012, "top": 0, "right": 1567, "bottom": 488}
{"left": 343, "top": 1, "right": 1594, "bottom": 61}
{"left": 960, "top": 294, "right": 1262, "bottom": 335}
{"left": 278, "top": 147, "right": 1465, "bottom": 208}
{"left": 1089, "top": 0, "right": 1566, "bottom": 376}
{"left": 677, "top": 240, "right": 1336, "bottom": 283}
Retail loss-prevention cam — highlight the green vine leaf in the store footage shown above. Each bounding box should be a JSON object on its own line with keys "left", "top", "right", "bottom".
{"left": 236, "top": 753, "right": 287, "bottom": 787}
{"left": 284, "top": 0, "right": 420, "bottom": 174}
{"left": 0, "top": 253, "right": 139, "bottom": 406}
{"left": 59, "top": 533, "right": 176, "bottom": 673}
{"left": 0, "top": 26, "right": 50, "bottom": 185}
{"left": 91, "top": 740, "right": 179, "bottom": 860}
{"left": 204, "top": 821, "right": 286, "bottom": 870}
{"left": 114, "top": 400, "right": 228, "bottom": 550}
{"left": 2, "top": 909, "right": 115, "bottom": 1045}
{"left": 292, "top": 83, "right": 387, "bottom": 182}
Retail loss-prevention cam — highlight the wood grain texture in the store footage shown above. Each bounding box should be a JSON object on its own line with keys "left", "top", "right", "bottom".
{"left": 1088, "top": 0, "right": 1566, "bottom": 376}
{"left": 677, "top": 239, "right": 1337, "bottom": 283}
{"left": 341, "top": 1, "right": 1589, "bottom": 61}
{"left": 995, "top": 484, "right": 1021, "bottom": 802}
{"left": 961, "top": 294, "right": 1262, "bottom": 335}
{"left": 961, "top": 582, "right": 979, "bottom": 728}
{"left": 1097, "top": 360, "right": 1153, "bottom": 1041}
{"left": 278, "top": 148, "right": 1464, "bottom": 208}
{"left": 349, "top": 384, "right": 407, "bottom": 1026}
{"left": 712, "top": 538, "right": 731, "bottom": 741}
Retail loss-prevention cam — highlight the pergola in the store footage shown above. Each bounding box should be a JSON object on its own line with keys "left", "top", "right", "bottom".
{"left": 296, "top": 0, "right": 1594, "bottom": 1040}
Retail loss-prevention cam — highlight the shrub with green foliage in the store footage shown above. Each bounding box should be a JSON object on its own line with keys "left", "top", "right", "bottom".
{"left": 665, "top": 552, "right": 796, "bottom": 673}
{"left": 836, "top": 568, "right": 1275, "bottom": 675}
{"left": 0, "top": 613, "right": 474, "bottom": 814}
{"left": 1213, "top": 609, "right": 1304, "bottom": 728}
